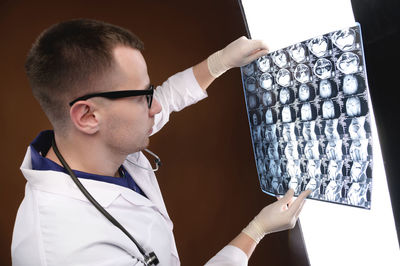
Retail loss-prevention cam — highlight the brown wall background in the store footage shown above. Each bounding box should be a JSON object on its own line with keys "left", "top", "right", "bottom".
{"left": 2, "top": 0, "right": 400, "bottom": 265}
{"left": 0, "top": 0, "right": 311, "bottom": 265}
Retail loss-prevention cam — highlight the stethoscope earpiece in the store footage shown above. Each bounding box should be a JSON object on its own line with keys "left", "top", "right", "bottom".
{"left": 127, "top": 148, "right": 162, "bottom": 172}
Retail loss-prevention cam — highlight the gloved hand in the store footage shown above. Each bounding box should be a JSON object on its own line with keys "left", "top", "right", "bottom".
{"left": 207, "top": 36, "right": 269, "bottom": 78}
{"left": 242, "top": 189, "right": 311, "bottom": 243}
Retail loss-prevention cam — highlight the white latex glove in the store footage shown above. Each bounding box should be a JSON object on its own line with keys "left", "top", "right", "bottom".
{"left": 207, "top": 36, "right": 269, "bottom": 78}
{"left": 242, "top": 189, "right": 311, "bottom": 243}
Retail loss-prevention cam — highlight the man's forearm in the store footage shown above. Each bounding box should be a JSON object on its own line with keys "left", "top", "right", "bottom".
{"left": 229, "top": 232, "right": 258, "bottom": 259}
{"left": 192, "top": 59, "right": 215, "bottom": 92}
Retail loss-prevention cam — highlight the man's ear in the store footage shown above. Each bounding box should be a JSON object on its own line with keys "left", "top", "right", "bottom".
{"left": 69, "top": 101, "right": 100, "bottom": 134}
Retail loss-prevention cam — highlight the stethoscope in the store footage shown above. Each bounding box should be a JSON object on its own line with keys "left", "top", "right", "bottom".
{"left": 126, "top": 148, "right": 162, "bottom": 172}
{"left": 51, "top": 136, "right": 161, "bottom": 265}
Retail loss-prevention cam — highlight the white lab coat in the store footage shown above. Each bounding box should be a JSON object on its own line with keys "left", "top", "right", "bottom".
{"left": 12, "top": 68, "right": 248, "bottom": 266}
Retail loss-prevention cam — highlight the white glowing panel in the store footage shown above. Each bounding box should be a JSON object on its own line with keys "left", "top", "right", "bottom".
{"left": 299, "top": 97, "right": 400, "bottom": 265}
{"left": 240, "top": 0, "right": 356, "bottom": 52}
{"left": 239, "top": 0, "right": 400, "bottom": 264}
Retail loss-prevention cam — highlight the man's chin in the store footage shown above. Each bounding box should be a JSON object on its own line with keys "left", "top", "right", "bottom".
{"left": 138, "top": 138, "right": 150, "bottom": 152}
{"left": 125, "top": 138, "right": 150, "bottom": 155}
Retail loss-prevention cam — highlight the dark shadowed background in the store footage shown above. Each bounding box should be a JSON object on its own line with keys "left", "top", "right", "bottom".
{"left": 0, "top": 0, "right": 398, "bottom": 265}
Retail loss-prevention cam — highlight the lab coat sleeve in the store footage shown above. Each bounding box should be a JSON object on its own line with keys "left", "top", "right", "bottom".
{"left": 204, "top": 245, "right": 248, "bottom": 266}
{"left": 151, "top": 67, "right": 208, "bottom": 135}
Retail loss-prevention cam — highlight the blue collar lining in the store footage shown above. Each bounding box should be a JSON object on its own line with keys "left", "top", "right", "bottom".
{"left": 30, "top": 130, "right": 146, "bottom": 197}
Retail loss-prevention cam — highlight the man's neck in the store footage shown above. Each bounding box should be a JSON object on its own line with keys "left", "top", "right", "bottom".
{"left": 46, "top": 133, "right": 125, "bottom": 178}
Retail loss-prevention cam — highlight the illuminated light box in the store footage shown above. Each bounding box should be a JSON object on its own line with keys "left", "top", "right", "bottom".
{"left": 238, "top": 0, "right": 400, "bottom": 265}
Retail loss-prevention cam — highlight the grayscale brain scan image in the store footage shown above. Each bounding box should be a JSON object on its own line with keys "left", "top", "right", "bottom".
{"left": 332, "top": 28, "right": 357, "bottom": 51}
{"left": 282, "top": 123, "right": 296, "bottom": 142}
{"left": 308, "top": 36, "right": 329, "bottom": 57}
{"left": 257, "top": 56, "right": 272, "bottom": 72}
{"left": 319, "top": 79, "right": 333, "bottom": 98}
{"left": 322, "top": 100, "right": 336, "bottom": 119}
{"left": 276, "top": 68, "right": 292, "bottom": 87}
{"left": 245, "top": 76, "right": 256, "bottom": 92}
{"left": 349, "top": 117, "right": 366, "bottom": 139}
{"left": 327, "top": 160, "right": 343, "bottom": 180}
{"left": 294, "top": 64, "right": 311, "bottom": 83}
{"left": 325, "top": 139, "right": 343, "bottom": 160}
{"left": 241, "top": 24, "right": 373, "bottom": 209}
{"left": 265, "top": 108, "right": 274, "bottom": 124}
{"left": 259, "top": 73, "right": 274, "bottom": 90}
{"left": 299, "top": 84, "right": 311, "bottom": 101}
{"left": 313, "top": 58, "right": 333, "bottom": 79}
{"left": 289, "top": 43, "right": 307, "bottom": 63}
{"left": 337, "top": 52, "right": 360, "bottom": 74}
{"left": 265, "top": 124, "right": 277, "bottom": 142}
{"left": 262, "top": 91, "right": 274, "bottom": 107}
{"left": 272, "top": 50, "right": 289, "bottom": 68}
{"left": 301, "top": 102, "right": 313, "bottom": 121}
{"left": 325, "top": 180, "right": 342, "bottom": 201}
{"left": 302, "top": 121, "right": 317, "bottom": 140}
{"left": 346, "top": 96, "right": 362, "bottom": 117}
{"left": 304, "top": 140, "right": 320, "bottom": 160}
{"left": 343, "top": 74, "right": 358, "bottom": 95}
{"left": 324, "top": 119, "right": 340, "bottom": 140}
{"left": 281, "top": 106, "right": 293, "bottom": 123}
{"left": 279, "top": 88, "right": 291, "bottom": 104}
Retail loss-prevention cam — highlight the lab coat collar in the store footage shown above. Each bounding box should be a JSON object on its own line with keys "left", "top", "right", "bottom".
{"left": 20, "top": 146, "right": 172, "bottom": 226}
{"left": 122, "top": 152, "right": 172, "bottom": 226}
{"left": 20, "top": 147, "right": 157, "bottom": 209}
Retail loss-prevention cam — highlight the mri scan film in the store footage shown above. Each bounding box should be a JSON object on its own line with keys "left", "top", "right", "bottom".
{"left": 241, "top": 24, "right": 372, "bottom": 209}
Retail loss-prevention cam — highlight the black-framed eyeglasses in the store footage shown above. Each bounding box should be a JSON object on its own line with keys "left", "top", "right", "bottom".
{"left": 69, "top": 85, "right": 154, "bottom": 108}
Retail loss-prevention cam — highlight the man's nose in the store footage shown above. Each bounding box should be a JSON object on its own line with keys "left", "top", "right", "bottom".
{"left": 149, "top": 97, "right": 162, "bottom": 116}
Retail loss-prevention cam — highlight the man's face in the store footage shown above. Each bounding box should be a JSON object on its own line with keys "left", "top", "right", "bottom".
{"left": 99, "top": 46, "right": 161, "bottom": 155}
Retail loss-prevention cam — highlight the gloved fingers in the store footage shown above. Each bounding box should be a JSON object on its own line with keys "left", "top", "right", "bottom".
{"left": 280, "top": 188, "right": 295, "bottom": 205}
{"left": 293, "top": 198, "right": 307, "bottom": 220}
{"left": 246, "top": 38, "right": 269, "bottom": 53}
{"left": 242, "top": 48, "right": 270, "bottom": 66}
{"left": 232, "top": 36, "right": 268, "bottom": 49}
{"left": 224, "top": 36, "right": 269, "bottom": 67}
{"left": 288, "top": 189, "right": 311, "bottom": 216}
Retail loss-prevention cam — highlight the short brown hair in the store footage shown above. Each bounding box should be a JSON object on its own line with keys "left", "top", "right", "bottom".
{"left": 25, "top": 18, "right": 144, "bottom": 130}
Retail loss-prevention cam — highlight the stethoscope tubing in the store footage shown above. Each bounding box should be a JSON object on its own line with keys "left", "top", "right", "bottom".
{"left": 51, "top": 136, "right": 159, "bottom": 265}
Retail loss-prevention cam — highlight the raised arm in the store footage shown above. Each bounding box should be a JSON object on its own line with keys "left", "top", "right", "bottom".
{"left": 193, "top": 36, "right": 269, "bottom": 91}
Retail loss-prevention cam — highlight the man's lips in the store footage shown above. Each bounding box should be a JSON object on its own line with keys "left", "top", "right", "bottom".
{"left": 148, "top": 123, "right": 154, "bottom": 134}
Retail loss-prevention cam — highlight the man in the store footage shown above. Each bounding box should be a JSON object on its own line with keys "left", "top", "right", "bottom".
{"left": 12, "top": 19, "right": 311, "bottom": 265}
